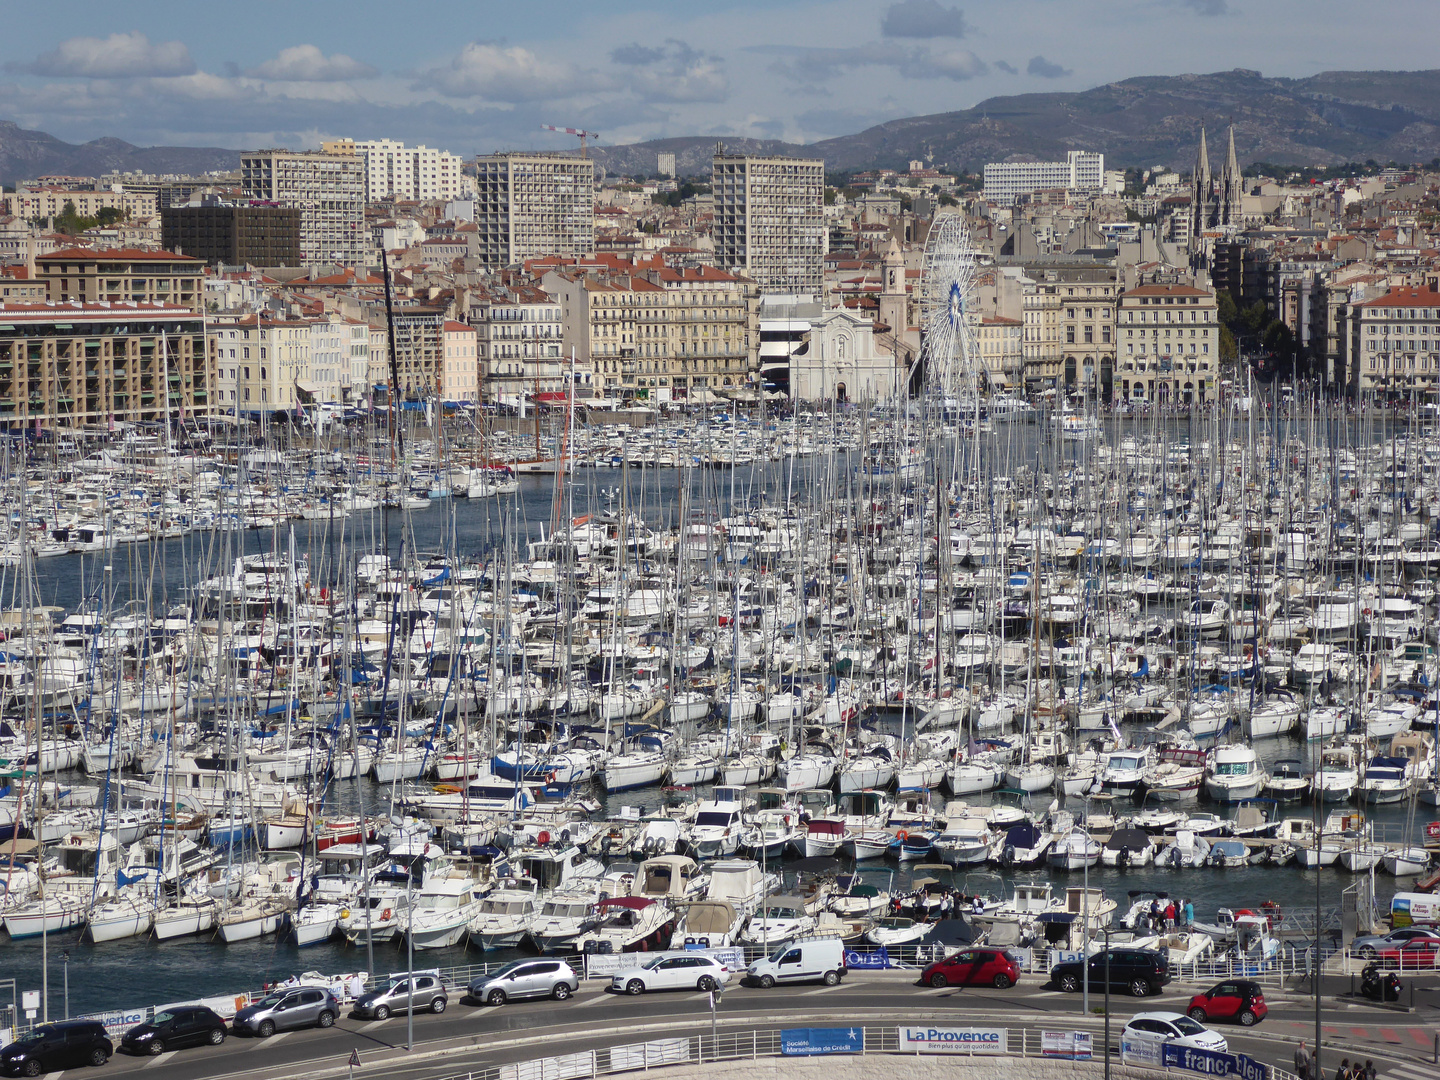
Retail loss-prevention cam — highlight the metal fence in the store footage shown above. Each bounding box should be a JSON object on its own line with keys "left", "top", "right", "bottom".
{"left": 416, "top": 1024, "right": 1304, "bottom": 1080}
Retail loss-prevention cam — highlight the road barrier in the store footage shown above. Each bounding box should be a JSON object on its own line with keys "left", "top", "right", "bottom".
{"left": 412, "top": 1024, "right": 1303, "bottom": 1080}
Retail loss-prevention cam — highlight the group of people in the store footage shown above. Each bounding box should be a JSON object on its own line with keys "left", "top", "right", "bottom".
{"left": 1294, "top": 1043, "right": 1377, "bottom": 1080}
{"left": 1144, "top": 896, "right": 1193, "bottom": 931}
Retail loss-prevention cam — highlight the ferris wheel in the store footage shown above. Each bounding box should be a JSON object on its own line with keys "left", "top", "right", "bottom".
{"left": 917, "top": 212, "right": 981, "bottom": 399}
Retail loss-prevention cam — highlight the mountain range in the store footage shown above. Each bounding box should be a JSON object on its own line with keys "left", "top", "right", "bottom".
{"left": 590, "top": 68, "right": 1440, "bottom": 178}
{"left": 3, "top": 67, "right": 1440, "bottom": 189}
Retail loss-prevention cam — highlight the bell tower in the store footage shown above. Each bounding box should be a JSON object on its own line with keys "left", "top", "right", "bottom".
{"left": 878, "top": 235, "right": 907, "bottom": 341}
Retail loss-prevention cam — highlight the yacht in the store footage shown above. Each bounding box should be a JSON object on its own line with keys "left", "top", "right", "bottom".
{"left": 1203, "top": 744, "right": 1265, "bottom": 803}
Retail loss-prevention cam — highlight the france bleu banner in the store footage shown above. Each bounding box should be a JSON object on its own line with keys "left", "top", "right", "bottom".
{"left": 780, "top": 1028, "right": 864, "bottom": 1056}
{"left": 1162, "top": 1045, "right": 1270, "bottom": 1080}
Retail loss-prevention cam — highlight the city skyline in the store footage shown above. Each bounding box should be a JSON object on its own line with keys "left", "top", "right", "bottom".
{"left": 1, "top": 1, "right": 1436, "bottom": 159}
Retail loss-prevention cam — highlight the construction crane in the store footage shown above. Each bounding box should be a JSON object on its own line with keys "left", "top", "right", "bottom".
{"left": 540, "top": 124, "right": 598, "bottom": 158}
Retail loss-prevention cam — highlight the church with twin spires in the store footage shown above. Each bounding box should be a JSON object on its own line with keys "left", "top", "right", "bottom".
{"left": 1189, "top": 125, "right": 1245, "bottom": 260}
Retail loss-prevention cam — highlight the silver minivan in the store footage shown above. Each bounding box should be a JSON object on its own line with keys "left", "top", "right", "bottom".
{"left": 352, "top": 974, "right": 448, "bottom": 1019}
{"left": 232, "top": 988, "right": 339, "bottom": 1036}
{"left": 468, "top": 959, "right": 579, "bottom": 1005}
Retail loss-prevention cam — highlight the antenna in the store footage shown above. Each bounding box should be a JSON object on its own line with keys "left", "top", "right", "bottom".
{"left": 541, "top": 125, "right": 599, "bottom": 159}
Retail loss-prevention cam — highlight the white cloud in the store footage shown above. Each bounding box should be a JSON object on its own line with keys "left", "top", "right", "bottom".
{"left": 787, "top": 41, "right": 986, "bottom": 84}
{"left": 247, "top": 45, "right": 377, "bottom": 82}
{"left": 611, "top": 39, "right": 728, "bottom": 103}
{"left": 417, "top": 41, "right": 591, "bottom": 102}
{"left": 20, "top": 31, "right": 195, "bottom": 79}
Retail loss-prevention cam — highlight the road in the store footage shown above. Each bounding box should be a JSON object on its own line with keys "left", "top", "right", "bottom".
{"left": 66, "top": 973, "right": 1440, "bottom": 1080}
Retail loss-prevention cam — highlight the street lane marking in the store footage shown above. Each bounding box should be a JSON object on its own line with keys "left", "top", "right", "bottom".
{"left": 267, "top": 1032, "right": 294, "bottom": 1044}
{"left": 143, "top": 1051, "right": 178, "bottom": 1069}
{"left": 1379, "top": 1027, "right": 1398, "bottom": 1042}
{"left": 579, "top": 994, "right": 613, "bottom": 1007}
{"left": 1406, "top": 1029, "right": 1431, "bottom": 1046}
{"left": 362, "top": 1019, "right": 391, "bottom": 1031}
{"left": 798, "top": 985, "right": 849, "bottom": 995}
{"left": 1385, "top": 1066, "right": 1435, "bottom": 1080}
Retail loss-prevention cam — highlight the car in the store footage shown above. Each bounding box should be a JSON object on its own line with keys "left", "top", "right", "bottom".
{"left": 1352, "top": 927, "right": 1440, "bottom": 958}
{"left": 1376, "top": 937, "right": 1440, "bottom": 970}
{"left": 352, "top": 974, "right": 448, "bottom": 1020}
{"left": 120, "top": 1006, "right": 228, "bottom": 1055}
{"left": 1186, "top": 981, "right": 1268, "bottom": 1026}
{"left": 1050, "top": 948, "right": 1171, "bottom": 997}
{"left": 1123, "top": 1012, "right": 1227, "bottom": 1055}
{"left": 468, "top": 959, "right": 580, "bottom": 1005}
{"left": 610, "top": 954, "right": 732, "bottom": 995}
{"left": 232, "top": 987, "right": 340, "bottom": 1037}
{"left": 1, "top": 1020, "right": 112, "bottom": 1075}
{"left": 919, "top": 948, "right": 1021, "bottom": 989}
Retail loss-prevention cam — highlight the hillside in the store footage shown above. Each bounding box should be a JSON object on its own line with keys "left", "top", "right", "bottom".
{"left": 592, "top": 68, "right": 1440, "bottom": 177}
{"left": 0, "top": 120, "right": 239, "bottom": 187}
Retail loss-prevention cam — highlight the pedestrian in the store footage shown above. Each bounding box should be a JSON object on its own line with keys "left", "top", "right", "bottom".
{"left": 1363, "top": 1061, "right": 1375, "bottom": 1080}
{"left": 1150, "top": 898, "right": 1161, "bottom": 929}
{"left": 1183, "top": 898, "right": 1194, "bottom": 927}
{"left": 1293, "top": 1040, "right": 1310, "bottom": 1080}
{"left": 1164, "top": 900, "right": 1176, "bottom": 929}
{"left": 1336, "top": 1058, "right": 1350, "bottom": 1080}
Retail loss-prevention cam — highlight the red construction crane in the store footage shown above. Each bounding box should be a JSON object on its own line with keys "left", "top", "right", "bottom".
{"left": 541, "top": 124, "right": 598, "bottom": 158}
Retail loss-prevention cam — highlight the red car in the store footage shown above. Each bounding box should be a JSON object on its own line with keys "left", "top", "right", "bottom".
{"left": 920, "top": 947, "right": 1020, "bottom": 989}
{"left": 1377, "top": 938, "right": 1440, "bottom": 970}
{"left": 1186, "top": 980, "right": 1268, "bottom": 1026}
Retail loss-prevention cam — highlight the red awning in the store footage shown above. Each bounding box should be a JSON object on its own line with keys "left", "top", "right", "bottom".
{"left": 532, "top": 392, "right": 569, "bottom": 403}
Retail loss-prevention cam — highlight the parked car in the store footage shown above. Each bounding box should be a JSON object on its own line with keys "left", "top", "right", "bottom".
{"left": 1050, "top": 948, "right": 1171, "bottom": 997}
{"left": 468, "top": 959, "right": 580, "bottom": 1005}
{"left": 232, "top": 987, "right": 340, "bottom": 1036}
{"left": 120, "top": 1006, "right": 227, "bottom": 1055}
{"left": 919, "top": 948, "right": 1021, "bottom": 989}
{"left": 1186, "top": 981, "right": 1267, "bottom": 1026}
{"left": 352, "top": 974, "right": 448, "bottom": 1019}
{"left": 746, "top": 937, "right": 847, "bottom": 987}
{"left": 1376, "top": 937, "right": 1440, "bottom": 970}
{"left": 1, "top": 1021, "right": 112, "bottom": 1075}
{"left": 1352, "top": 927, "right": 1440, "bottom": 958}
{"left": 611, "top": 954, "right": 732, "bottom": 995}
{"left": 1123, "top": 1012, "right": 1227, "bottom": 1055}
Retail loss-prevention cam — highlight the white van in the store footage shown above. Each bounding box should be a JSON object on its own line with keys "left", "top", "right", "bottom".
{"left": 1391, "top": 892, "right": 1440, "bottom": 928}
{"left": 747, "top": 937, "right": 847, "bottom": 987}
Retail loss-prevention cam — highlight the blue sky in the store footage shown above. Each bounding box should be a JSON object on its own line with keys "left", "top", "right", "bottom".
{"left": 2, "top": 1, "right": 1435, "bottom": 155}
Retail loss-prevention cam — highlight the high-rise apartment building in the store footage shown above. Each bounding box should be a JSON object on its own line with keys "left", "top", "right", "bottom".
{"left": 983, "top": 151, "right": 1105, "bottom": 206}
{"left": 321, "top": 138, "right": 469, "bottom": 202}
{"left": 161, "top": 202, "right": 302, "bottom": 266}
{"left": 472, "top": 153, "right": 595, "bottom": 268}
{"left": 712, "top": 153, "right": 825, "bottom": 297}
{"left": 240, "top": 149, "right": 366, "bottom": 266}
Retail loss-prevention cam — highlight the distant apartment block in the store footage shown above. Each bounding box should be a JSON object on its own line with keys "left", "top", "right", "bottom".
{"left": 983, "top": 151, "right": 1105, "bottom": 206}
{"left": 240, "top": 149, "right": 367, "bottom": 266}
{"left": 322, "top": 138, "right": 469, "bottom": 202}
{"left": 712, "top": 153, "right": 825, "bottom": 297}
{"left": 161, "top": 202, "right": 302, "bottom": 267}
{"left": 11, "top": 184, "right": 157, "bottom": 222}
{"left": 473, "top": 153, "right": 596, "bottom": 268}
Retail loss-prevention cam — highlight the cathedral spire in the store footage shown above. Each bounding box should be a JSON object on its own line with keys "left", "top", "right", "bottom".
{"left": 1222, "top": 125, "right": 1242, "bottom": 226}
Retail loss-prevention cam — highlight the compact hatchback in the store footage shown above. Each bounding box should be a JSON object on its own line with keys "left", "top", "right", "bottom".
{"left": 610, "top": 954, "right": 732, "bottom": 995}
{"left": 352, "top": 974, "right": 448, "bottom": 1019}
{"left": 232, "top": 987, "right": 340, "bottom": 1036}
{"left": 468, "top": 959, "right": 580, "bottom": 1005}
{"left": 920, "top": 948, "right": 1020, "bottom": 989}
{"left": 121, "top": 1006, "right": 228, "bottom": 1055}
{"left": 1186, "top": 981, "right": 1268, "bottom": 1026}
{"left": 1, "top": 1021, "right": 112, "bottom": 1075}
{"left": 1123, "top": 1012, "right": 1228, "bottom": 1055}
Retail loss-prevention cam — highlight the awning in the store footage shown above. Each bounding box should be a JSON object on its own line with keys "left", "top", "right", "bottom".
{"left": 295, "top": 380, "right": 319, "bottom": 403}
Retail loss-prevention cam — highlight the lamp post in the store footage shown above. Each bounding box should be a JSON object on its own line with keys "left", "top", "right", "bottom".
{"left": 61, "top": 952, "right": 69, "bottom": 1020}
{"left": 406, "top": 874, "right": 414, "bottom": 1053}
{"left": 1082, "top": 796, "right": 1090, "bottom": 1017}
{"left": 1103, "top": 926, "right": 1111, "bottom": 1080}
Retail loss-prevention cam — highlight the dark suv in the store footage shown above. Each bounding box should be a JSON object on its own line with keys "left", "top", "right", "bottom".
{"left": 1049, "top": 947, "right": 1171, "bottom": 997}
{"left": 2, "top": 1020, "right": 113, "bottom": 1075}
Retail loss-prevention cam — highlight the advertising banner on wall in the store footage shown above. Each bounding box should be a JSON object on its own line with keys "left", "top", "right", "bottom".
{"left": 842, "top": 948, "right": 890, "bottom": 969}
{"left": 780, "top": 1028, "right": 864, "bottom": 1056}
{"left": 899, "top": 1027, "right": 1008, "bottom": 1054}
{"left": 1162, "top": 1045, "right": 1270, "bottom": 1080}
{"left": 1041, "top": 1031, "right": 1094, "bottom": 1060}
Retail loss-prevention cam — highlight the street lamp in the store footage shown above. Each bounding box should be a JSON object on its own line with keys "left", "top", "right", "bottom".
{"left": 406, "top": 873, "right": 414, "bottom": 1053}
{"left": 61, "top": 952, "right": 69, "bottom": 1020}
{"left": 1103, "top": 926, "right": 1111, "bottom": 1080}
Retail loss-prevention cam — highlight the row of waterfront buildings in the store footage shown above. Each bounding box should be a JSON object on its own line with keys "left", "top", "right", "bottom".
{"left": 1, "top": 132, "right": 1439, "bottom": 429}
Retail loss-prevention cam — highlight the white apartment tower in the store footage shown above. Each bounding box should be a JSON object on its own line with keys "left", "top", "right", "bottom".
{"left": 322, "top": 138, "right": 468, "bottom": 202}
{"left": 983, "top": 150, "right": 1105, "bottom": 207}
{"left": 712, "top": 151, "right": 826, "bottom": 297}
{"left": 240, "top": 149, "right": 367, "bottom": 266}
{"left": 472, "top": 152, "right": 596, "bottom": 268}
